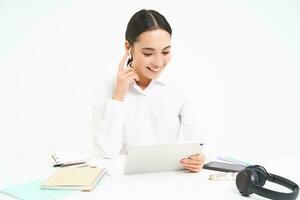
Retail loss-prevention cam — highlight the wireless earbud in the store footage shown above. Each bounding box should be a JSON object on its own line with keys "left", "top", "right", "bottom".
{"left": 127, "top": 48, "right": 133, "bottom": 67}
{"left": 128, "top": 48, "right": 132, "bottom": 59}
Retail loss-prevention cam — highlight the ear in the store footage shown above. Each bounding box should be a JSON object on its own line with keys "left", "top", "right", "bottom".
{"left": 124, "top": 41, "right": 132, "bottom": 56}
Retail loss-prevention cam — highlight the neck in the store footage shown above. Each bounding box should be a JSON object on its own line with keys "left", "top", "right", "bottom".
{"left": 136, "top": 77, "right": 151, "bottom": 90}
{"left": 133, "top": 69, "right": 151, "bottom": 90}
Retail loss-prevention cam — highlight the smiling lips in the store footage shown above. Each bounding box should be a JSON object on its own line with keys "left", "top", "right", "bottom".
{"left": 147, "top": 67, "right": 161, "bottom": 72}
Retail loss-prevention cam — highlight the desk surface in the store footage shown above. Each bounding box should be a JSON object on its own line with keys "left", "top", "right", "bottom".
{"left": 0, "top": 152, "right": 299, "bottom": 200}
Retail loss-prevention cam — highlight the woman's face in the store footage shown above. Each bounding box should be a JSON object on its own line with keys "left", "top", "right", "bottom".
{"left": 130, "top": 29, "right": 171, "bottom": 81}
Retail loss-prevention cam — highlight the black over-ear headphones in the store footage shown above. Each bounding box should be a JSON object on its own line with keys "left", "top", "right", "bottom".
{"left": 236, "top": 165, "right": 299, "bottom": 200}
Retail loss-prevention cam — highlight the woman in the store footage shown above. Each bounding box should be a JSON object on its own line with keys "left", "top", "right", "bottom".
{"left": 93, "top": 9, "right": 205, "bottom": 172}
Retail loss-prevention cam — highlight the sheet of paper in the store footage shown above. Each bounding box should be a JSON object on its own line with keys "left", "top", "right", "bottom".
{"left": 52, "top": 150, "right": 90, "bottom": 165}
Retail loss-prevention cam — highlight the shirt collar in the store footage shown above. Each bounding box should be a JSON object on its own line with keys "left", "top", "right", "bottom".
{"left": 152, "top": 72, "right": 168, "bottom": 85}
{"left": 131, "top": 73, "right": 168, "bottom": 95}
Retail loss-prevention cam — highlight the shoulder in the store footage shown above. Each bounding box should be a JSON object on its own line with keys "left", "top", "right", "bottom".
{"left": 163, "top": 72, "right": 190, "bottom": 95}
{"left": 163, "top": 69, "right": 197, "bottom": 104}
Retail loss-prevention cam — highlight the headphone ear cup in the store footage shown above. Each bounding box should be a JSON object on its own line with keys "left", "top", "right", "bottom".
{"left": 236, "top": 169, "right": 255, "bottom": 196}
{"left": 252, "top": 165, "right": 268, "bottom": 186}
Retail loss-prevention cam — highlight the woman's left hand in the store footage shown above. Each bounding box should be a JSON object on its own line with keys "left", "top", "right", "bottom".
{"left": 180, "top": 153, "right": 205, "bottom": 173}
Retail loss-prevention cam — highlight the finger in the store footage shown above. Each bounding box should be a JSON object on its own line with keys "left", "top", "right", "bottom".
{"left": 189, "top": 153, "right": 205, "bottom": 161}
{"left": 122, "top": 74, "right": 139, "bottom": 83}
{"left": 185, "top": 167, "right": 201, "bottom": 173}
{"left": 182, "top": 162, "right": 203, "bottom": 171}
{"left": 180, "top": 157, "right": 205, "bottom": 164}
{"left": 118, "top": 53, "right": 129, "bottom": 72}
{"left": 181, "top": 158, "right": 203, "bottom": 165}
{"left": 125, "top": 71, "right": 140, "bottom": 81}
{"left": 122, "top": 65, "right": 138, "bottom": 75}
{"left": 181, "top": 162, "right": 202, "bottom": 169}
{"left": 182, "top": 163, "right": 204, "bottom": 172}
{"left": 124, "top": 67, "right": 134, "bottom": 74}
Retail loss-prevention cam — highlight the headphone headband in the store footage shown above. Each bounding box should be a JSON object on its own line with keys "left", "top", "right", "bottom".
{"left": 236, "top": 165, "right": 299, "bottom": 200}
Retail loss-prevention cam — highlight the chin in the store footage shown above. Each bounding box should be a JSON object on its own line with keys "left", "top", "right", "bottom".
{"left": 144, "top": 68, "right": 164, "bottom": 79}
{"left": 146, "top": 72, "right": 162, "bottom": 80}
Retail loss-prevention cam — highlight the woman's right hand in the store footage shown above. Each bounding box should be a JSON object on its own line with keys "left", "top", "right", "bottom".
{"left": 112, "top": 53, "right": 140, "bottom": 101}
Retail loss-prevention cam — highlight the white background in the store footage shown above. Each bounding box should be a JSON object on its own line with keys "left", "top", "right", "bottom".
{"left": 0, "top": 0, "right": 299, "bottom": 157}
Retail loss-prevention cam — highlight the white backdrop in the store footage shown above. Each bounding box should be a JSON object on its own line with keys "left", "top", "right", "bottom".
{"left": 0, "top": 0, "right": 299, "bottom": 157}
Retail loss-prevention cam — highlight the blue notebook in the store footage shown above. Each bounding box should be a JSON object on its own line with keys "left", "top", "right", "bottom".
{"left": 0, "top": 180, "right": 77, "bottom": 200}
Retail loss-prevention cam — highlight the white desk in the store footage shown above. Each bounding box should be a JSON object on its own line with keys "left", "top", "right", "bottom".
{"left": 0, "top": 152, "right": 299, "bottom": 200}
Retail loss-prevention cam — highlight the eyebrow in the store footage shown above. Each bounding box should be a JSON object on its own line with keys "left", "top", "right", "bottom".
{"left": 141, "top": 45, "right": 171, "bottom": 51}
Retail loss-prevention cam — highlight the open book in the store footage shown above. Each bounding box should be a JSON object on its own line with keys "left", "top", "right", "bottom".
{"left": 41, "top": 166, "right": 107, "bottom": 191}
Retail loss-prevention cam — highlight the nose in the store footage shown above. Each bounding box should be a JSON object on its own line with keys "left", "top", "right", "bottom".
{"left": 152, "top": 55, "right": 165, "bottom": 68}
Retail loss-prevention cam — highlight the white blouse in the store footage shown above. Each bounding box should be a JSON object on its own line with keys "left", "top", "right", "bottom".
{"left": 92, "top": 73, "right": 202, "bottom": 158}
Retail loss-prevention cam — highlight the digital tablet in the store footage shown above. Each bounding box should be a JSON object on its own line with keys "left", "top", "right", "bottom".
{"left": 123, "top": 142, "right": 204, "bottom": 174}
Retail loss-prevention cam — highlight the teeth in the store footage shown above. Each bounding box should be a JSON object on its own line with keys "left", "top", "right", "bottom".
{"left": 148, "top": 67, "right": 160, "bottom": 72}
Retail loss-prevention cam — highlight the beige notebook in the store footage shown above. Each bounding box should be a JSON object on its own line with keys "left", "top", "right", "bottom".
{"left": 41, "top": 166, "right": 106, "bottom": 191}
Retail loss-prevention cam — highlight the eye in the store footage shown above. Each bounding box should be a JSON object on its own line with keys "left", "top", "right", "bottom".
{"left": 143, "top": 53, "right": 152, "bottom": 56}
{"left": 162, "top": 51, "right": 170, "bottom": 55}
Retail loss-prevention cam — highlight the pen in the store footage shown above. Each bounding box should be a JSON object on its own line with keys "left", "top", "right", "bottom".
{"left": 53, "top": 162, "right": 86, "bottom": 168}
{"left": 217, "top": 156, "right": 251, "bottom": 166}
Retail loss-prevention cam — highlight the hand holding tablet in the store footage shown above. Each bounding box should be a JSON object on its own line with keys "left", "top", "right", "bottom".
{"left": 180, "top": 153, "right": 205, "bottom": 173}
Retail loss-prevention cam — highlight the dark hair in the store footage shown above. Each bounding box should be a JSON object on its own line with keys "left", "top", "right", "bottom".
{"left": 125, "top": 9, "right": 172, "bottom": 46}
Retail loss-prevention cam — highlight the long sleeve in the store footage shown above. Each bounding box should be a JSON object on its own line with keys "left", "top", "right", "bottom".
{"left": 179, "top": 81, "right": 203, "bottom": 141}
{"left": 92, "top": 79, "right": 125, "bottom": 158}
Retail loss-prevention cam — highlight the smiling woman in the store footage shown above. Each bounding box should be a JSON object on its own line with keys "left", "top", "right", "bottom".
{"left": 92, "top": 9, "right": 205, "bottom": 173}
